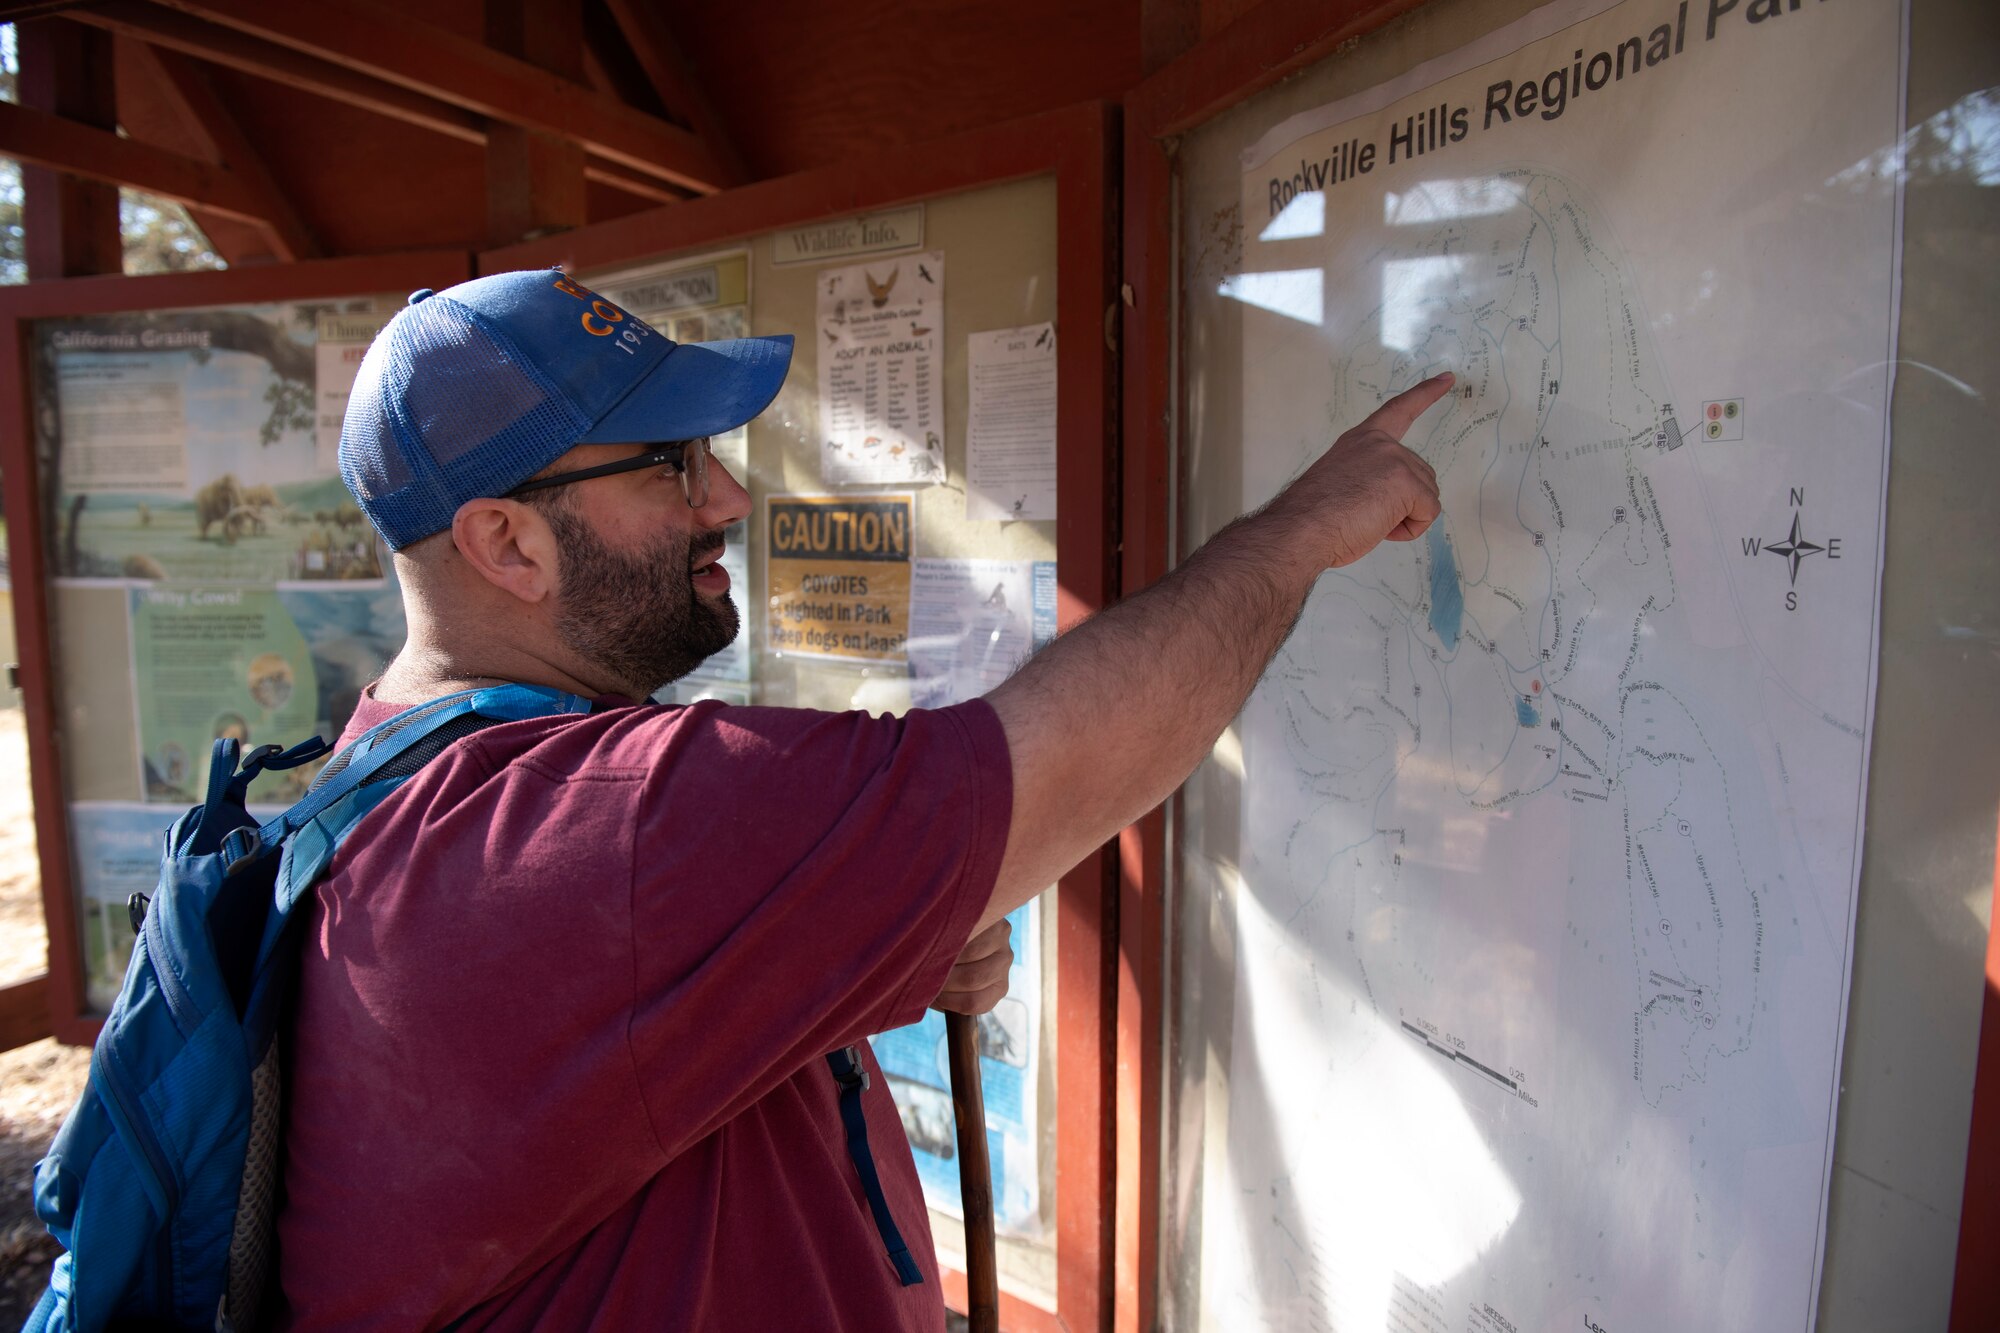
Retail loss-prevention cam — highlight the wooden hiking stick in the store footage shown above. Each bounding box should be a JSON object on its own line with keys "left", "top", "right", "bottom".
{"left": 946, "top": 1009, "right": 999, "bottom": 1333}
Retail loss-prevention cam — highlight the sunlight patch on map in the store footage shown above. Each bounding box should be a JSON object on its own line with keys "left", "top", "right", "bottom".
{"left": 1208, "top": 902, "right": 1523, "bottom": 1329}
{"left": 1260, "top": 190, "right": 1325, "bottom": 240}
{"left": 1379, "top": 255, "right": 1464, "bottom": 351}
{"left": 1218, "top": 269, "right": 1324, "bottom": 325}
{"left": 1384, "top": 177, "right": 1520, "bottom": 225}
{"left": 1212, "top": 723, "right": 1245, "bottom": 779}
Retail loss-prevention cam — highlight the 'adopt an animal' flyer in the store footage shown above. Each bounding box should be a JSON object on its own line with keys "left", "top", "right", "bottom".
{"left": 815, "top": 250, "right": 944, "bottom": 487}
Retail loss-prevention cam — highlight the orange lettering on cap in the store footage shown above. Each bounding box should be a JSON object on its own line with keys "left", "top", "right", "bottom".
{"left": 550, "top": 275, "right": 590, "bottom": 300}
{"left": 591, "top": 300, "right": 624, "bottom": 324}
{"left": 581, "top": 310, "right": 614, "bottom": 336}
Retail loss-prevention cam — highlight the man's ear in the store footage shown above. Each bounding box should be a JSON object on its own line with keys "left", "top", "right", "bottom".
{"left": 451, "top": 497, "right": 560, "bottom": 604}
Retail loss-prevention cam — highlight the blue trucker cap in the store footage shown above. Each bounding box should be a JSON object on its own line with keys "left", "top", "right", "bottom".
{"left": 339, "top": 268, "right": 793, "bottom": 550}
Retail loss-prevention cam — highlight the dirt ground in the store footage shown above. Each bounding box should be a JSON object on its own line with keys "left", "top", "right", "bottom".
{"left": 0, "top": 707, "right": 91, "bottom": 1324}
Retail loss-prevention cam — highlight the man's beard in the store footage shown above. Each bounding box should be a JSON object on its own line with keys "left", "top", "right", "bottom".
{"left": 544, "top": 505, "right": 738, "bottom": 697}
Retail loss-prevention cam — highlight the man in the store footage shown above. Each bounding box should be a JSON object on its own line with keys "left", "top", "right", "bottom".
{"left": 278, "top": 269, "right": 1447, "bottom": 1330}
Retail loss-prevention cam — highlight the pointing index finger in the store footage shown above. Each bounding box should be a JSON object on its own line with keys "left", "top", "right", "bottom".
{"left": 1363, "top": 372, "right": 1456, "bottom": 441}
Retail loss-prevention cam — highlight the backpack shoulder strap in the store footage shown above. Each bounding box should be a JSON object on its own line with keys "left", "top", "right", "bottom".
{"left": 255, "top": 683, "right": 591, "bottom": 922}
{"left": 288, "top": 684, "right": 590, "bottom": 832}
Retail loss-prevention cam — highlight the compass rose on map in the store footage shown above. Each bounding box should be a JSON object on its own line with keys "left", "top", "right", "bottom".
{"left": 1762, "top": 513, "right": 1823, "bottom": 586}
{"left": 1742, "top": 490, "right": 1843, "bottom": 609}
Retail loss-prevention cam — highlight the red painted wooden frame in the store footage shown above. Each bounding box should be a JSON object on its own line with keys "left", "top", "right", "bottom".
{"left": 483, "top": 101, "right": 1121, "bottom": 1333}
{"left": 0, "top": 251, "right": 472, "bottom": 1048}
{"left": 1116, "top": 6, "right": 1464, "bottom": 1331}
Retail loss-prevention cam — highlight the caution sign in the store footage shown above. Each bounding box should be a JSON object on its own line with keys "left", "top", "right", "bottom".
{"left": 766, "top": 493, "right": 913, "bottom": 663}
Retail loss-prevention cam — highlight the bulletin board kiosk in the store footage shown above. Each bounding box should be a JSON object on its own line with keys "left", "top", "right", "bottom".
{"left": 5, "top": 2, "right": 1999, "bottom": 1328}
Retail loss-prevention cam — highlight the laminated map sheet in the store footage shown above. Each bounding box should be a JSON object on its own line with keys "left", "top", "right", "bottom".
{"left": 1198, "top": 0, "right": 1906, "bottom": 1327}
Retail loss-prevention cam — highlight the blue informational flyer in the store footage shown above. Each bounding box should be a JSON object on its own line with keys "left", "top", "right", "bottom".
{"left": 871, "top": 896, "right": 1042, "bottom": 1236}
{"left": 908, "top": 558, "right": 1057, "bottom": 710}
{"left": 67, "top": 802, "right": 180, "bottom": 1013}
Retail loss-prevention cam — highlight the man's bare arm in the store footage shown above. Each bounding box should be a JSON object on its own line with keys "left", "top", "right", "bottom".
{"left": 979, "top": 373, "right": 1453, "bottom": 930}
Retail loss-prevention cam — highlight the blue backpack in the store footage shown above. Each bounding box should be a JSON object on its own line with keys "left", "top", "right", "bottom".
{"left": 23, "top": 684, "right": 590, "bottom": 1333}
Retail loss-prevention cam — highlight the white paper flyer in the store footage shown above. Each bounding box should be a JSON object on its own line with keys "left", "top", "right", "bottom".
{"left": 965, "top": 323, "right": 1057, "bottom": 521}
{"left": 816, "top": 249, "right": 945, "bottom": 486}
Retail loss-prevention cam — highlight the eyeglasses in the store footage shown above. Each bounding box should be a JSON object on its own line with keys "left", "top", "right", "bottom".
{"left": 503, "top": 438, "right": 711, "bottom": 508}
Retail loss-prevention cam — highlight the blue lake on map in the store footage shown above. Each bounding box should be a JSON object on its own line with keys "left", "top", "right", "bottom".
{"left": 1516, "top": 697, "right": 1540, "bottom": 727}
{"left": 1426, "top": 524, "right": 1463, "bottom": 651}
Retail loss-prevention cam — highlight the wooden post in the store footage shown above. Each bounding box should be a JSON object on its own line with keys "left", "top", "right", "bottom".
{"left": 484, "top": 0, "right": 587, "bottom": 247}
{"left": 17, "top": 20, "right": 123, "bottom": 280}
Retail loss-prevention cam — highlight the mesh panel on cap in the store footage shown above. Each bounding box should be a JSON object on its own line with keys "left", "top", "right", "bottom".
{"left": 354, "top": 294, "right": 588, "bottom": 544}
{"left": 339, "top": 336, "right": 411, "bottom": 501}
{"left": 390, "top": 297, "right": 589, "bottom": 505}
{"left": 399, "top": 301, "right": 561, "bottom": 467}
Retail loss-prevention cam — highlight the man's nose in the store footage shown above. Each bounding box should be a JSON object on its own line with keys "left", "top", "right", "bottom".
{"left": 696, "top": 457, "right": 752, "bottom": 529}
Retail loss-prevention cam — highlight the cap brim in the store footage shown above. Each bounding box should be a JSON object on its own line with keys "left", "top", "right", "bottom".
{"left": 578, "top": 334, "right": 794, "bottom": 444}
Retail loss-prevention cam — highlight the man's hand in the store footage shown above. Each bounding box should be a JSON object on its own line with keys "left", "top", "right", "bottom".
{"left": 1269, "top": 372, "right": 1451, "bottom": 570}
{"left": 931, "top": 917, "right": 1013, "bottom": 1015}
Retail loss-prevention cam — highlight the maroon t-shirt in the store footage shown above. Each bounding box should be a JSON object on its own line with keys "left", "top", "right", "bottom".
{"left": 275, "top": 692, "right": 1011, "bottom": 1331}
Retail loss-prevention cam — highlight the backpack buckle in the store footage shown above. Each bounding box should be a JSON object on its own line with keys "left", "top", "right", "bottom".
{"left": 239, "top": 743, "right": 286, "bottom": 775}
{"left": 829, "top": 1045, "right": 870, "bottom": 1092}
{"left": 239, "top": 737, "right": 331, "bottom": 781}
{"left": 220, "top": 826, "right": 264, "bottom": 874}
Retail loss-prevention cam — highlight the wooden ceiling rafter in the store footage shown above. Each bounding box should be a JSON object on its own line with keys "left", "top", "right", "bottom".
{"left": 67, "top": 3, "right": 699, "bottom": 209}
{"left": 598, "top": 0, "right": 750, "bottom": 185}
{"left": 70, "top": 3, "right": 488, "bottom": 143}
{"left": 580, "top": 159, "right": 688, "bottom": 207}
{"left": 0, "top": 2, "right": 88, "bottom": 22}
{"left": 0, "top": 96, "right": 282, "bottom": 226}
{"left": 576, "top": 1, "right": 672, "bottom": 125}
{"left": 15, "top": 19, "right": 122, "bottom": 280}
{"left": 578, "top": 32, "right": 618, "bottom": 103}
{"left": 148, "top": 0, "right": 743, "bottom": 193}
{"left": 118, "top": 37, "right": 322, "bottom": 262}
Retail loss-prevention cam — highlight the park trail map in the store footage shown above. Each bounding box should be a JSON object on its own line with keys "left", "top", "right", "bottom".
{"left": 1200, "top": 0, "right": 1904, "bottom": 1328}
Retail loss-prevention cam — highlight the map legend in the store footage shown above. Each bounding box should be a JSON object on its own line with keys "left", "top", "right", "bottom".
{"left": 1702, "top": 398, "right": 1745, "bottom": 441}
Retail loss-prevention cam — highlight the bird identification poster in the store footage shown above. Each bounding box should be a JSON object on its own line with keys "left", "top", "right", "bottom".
{"left": 816, "top": 250, "right": 945, "bottom": 486}
{"left": 1196, "top": 0, "right": 1905, "bottom": 1329}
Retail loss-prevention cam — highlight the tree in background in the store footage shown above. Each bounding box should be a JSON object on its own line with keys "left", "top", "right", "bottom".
{"left": 117, "top": 192, "right": 227, "bottom": 277}
{"left": 0, "top": 23, "right": 226, "bottom": 284}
